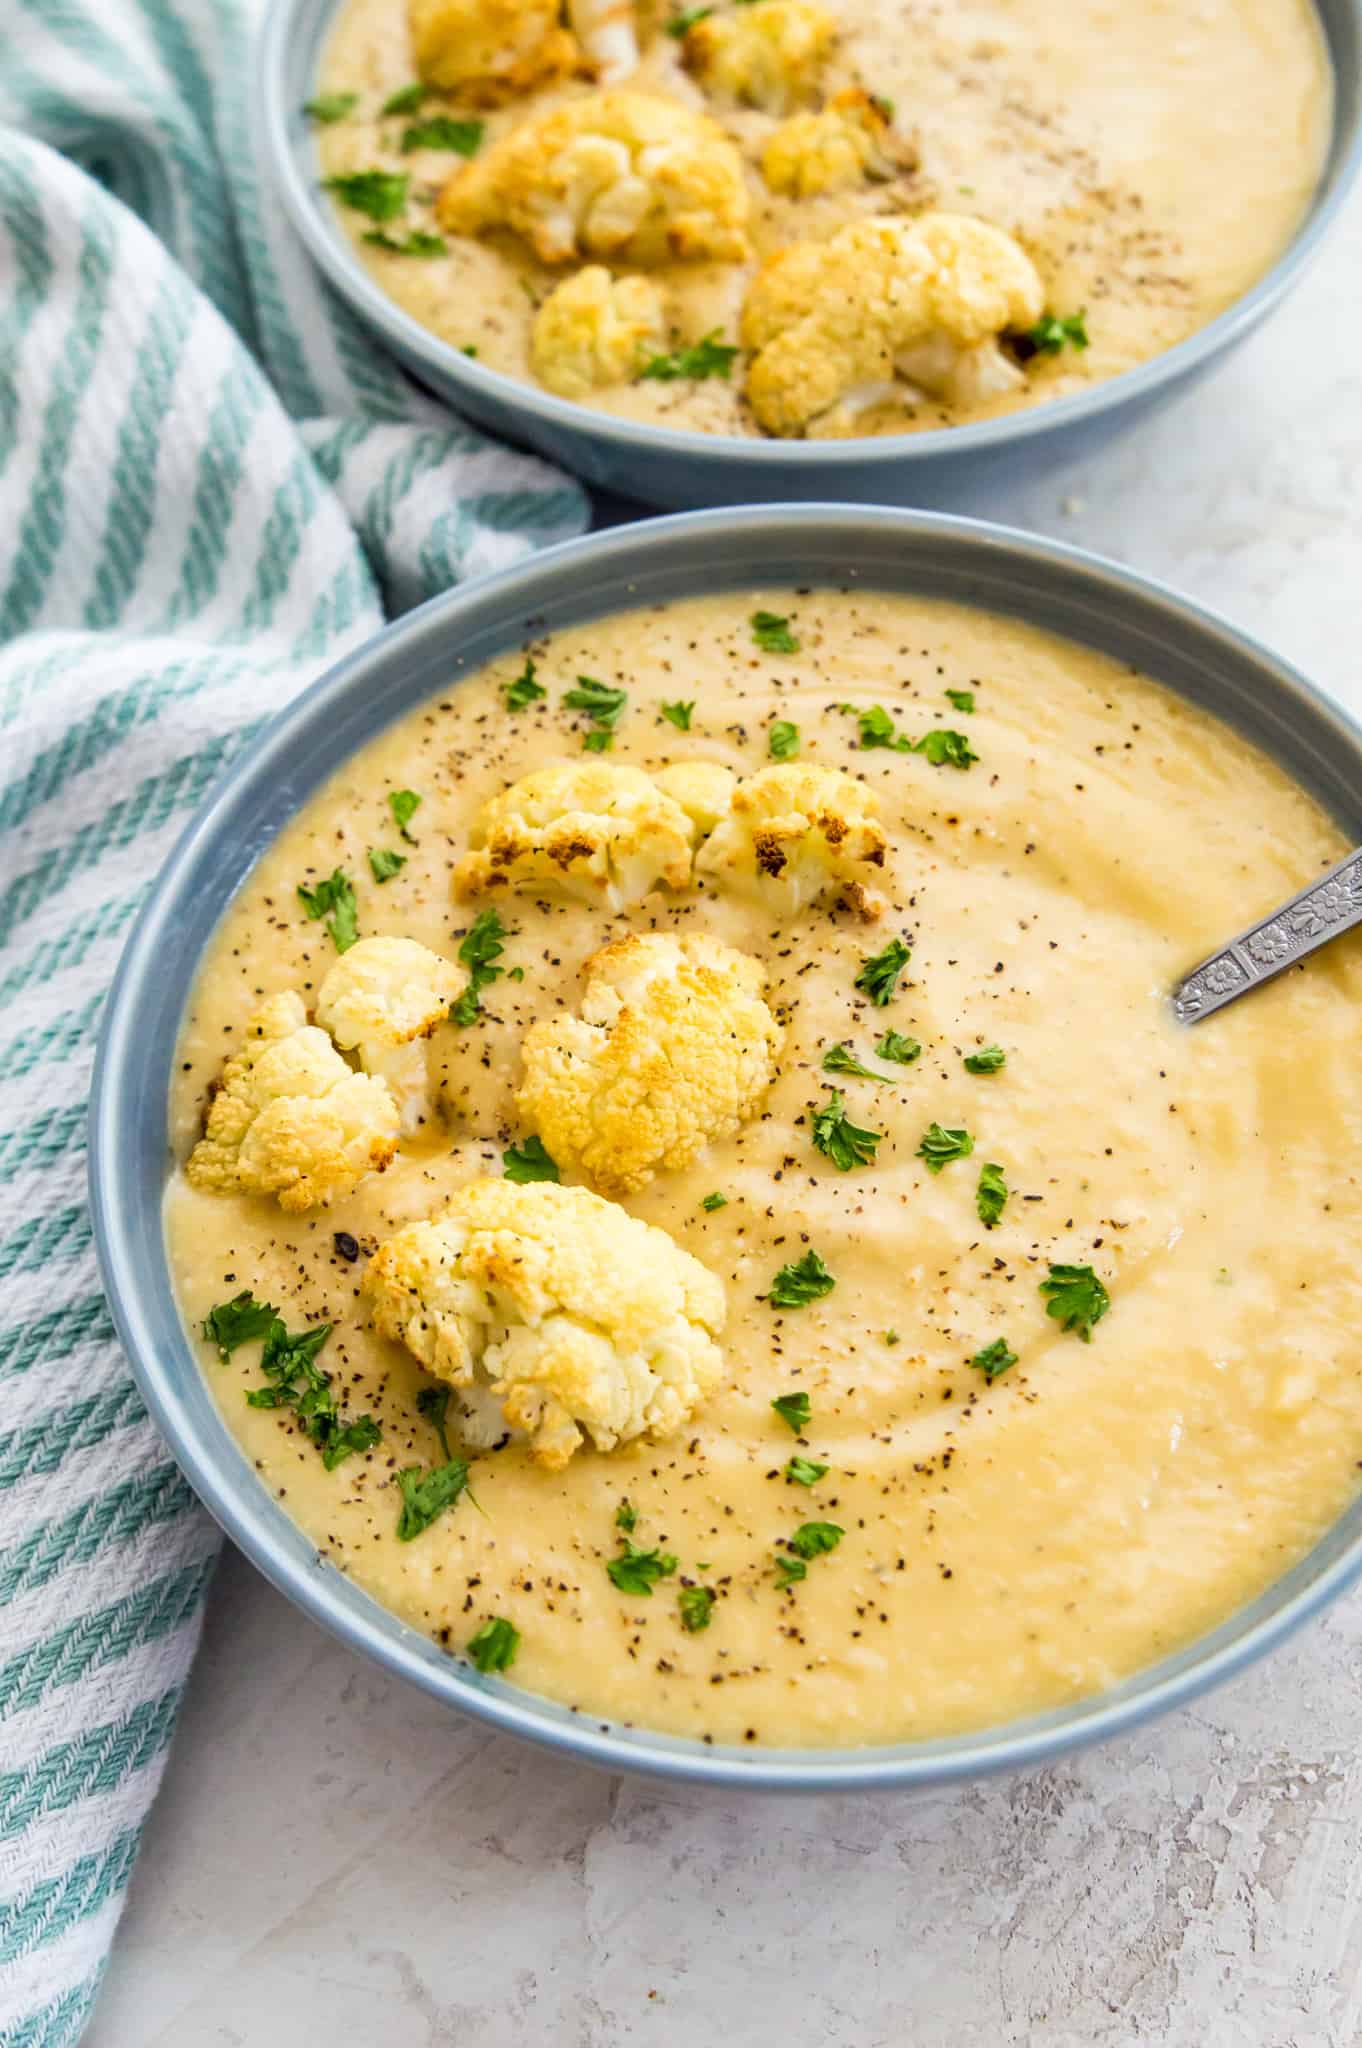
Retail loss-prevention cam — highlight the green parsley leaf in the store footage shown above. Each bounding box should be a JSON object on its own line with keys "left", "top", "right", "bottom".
{"left": 839, "top": 702, "right": 912, "bottom": 751}
{"left": 615, "top": 1498, "right": 638, "bottom": 1533}
{"left": 468, "top": 1616, "right": 520, "bottom": 1672}
{"left": 304, "top": 91, "right": 358, "bottom": 123}
{"left": 582, "top": 728, "right": 613, "bottom": 753}
{"left": 1023, "top": 309, "right": 1090, "bottom": 356}
{"left": 202, "top": 1290, "right": 278, "bottom": 1360}
{"left": 945, "top": 688, "right": 975, "bottom": 713}
{"left": 363, "top": 227, "right": 447, "bottom": 256}
{"left": 660, "top": 699, "right": 694, "bottom": 730}
{"left": 885, "top": 1329, "right": 900, "bottom": 1345}
{"left": 401, "top": 116, "right": 484, "bottom": 156}
{"left": 507, "top": 966, "right": 525, "bottom": 982}
{"left": 875, "top": 1029, "right": 921, "bottom": 1064}
{"left": 321, "top": 1416, "right": 382, "bottom": 1471}
{"left": 822, "top": 1042, "right": 888, "bottom": 1084}
{"left": 789, "top": 1520, "right": 843, "bottom": 1559}
{"left": 976, "top": 1161, "right": 1009, "bottom": 1228}
{"left": 416, "top": 1384, "right": 452, "bottom": 1459}
{"left": 772, "top": 1390, "right": 811, "bottom": 1434}
{"left": 323, "top": 169, "right": 409, "bottom": 222}
{"left": 297, "top": 868, "right": 359, "bottom": 952}
{"left": 775, "top": 1554, "right": 807, "bottom": 1586}
{"left": 505, "top": 655, "right": 546, "bottom": 710}
{"left": 785, "top": 1455, "right": 828, "bottom": 1487}
{"left": 390, "top": 788, "right": 421, "bottom": 841}
{"left": 751, "top": 610, "right": 800, "bottom": 654}
{"left": 639, "top": 331, "right": 738, "bottom": 382}
{"left": 564, "top": 674, "right": 628, "bottom": 748}
{"left": 972, "top": 1336, "right": 1018, "bottom": 1381}
{"left": 240, "top": 1316, "right": 382, "bottom": 1471}
{"left": 811, "top": 1090, "right": 883, "bottom": 1171}
{"left": 914, "top": 728, "right": 978, "bottom": 769}
{"left": 963, "top": 1044, "right": 1006, "bottom": 1074}
{"left": 768, "top": 718, "right": 800, "bottom": 760}
{"left": 368, "top": 846, "right": 406, "bottom": 883}
{"left": 381, "top": 81, "right": 426, "bottom": 115}
{"left": 768, "top": 1248, "right": 835, "bottom": 1309}
{"left": 679, "top": 1585, "right": 716, "bottom": 1632}
{"left": 1040, "top": 1263, "right": 1110, "bottom": 1342}
{"left": 396, "top": 1457, "right": 470, "bottom": 1540}
{"left": 461, "top": 344, "right": 478, "bottom": 357}
{"left": 701, "top": 1191, "right": 728, "bottom": 1212}
{"left": 607, "top": 1540, "right": 678, "bottom": 1596}
{"left": 452, "top": 906, "right": 509, "bottom": 1025}
{"left": 666, "top": 4, "right": 713, "bottom": 32}
{"left": 503, "top": 1135, "right": 560, "bottom": 1184}
{"left": 916, "top": 1122, "right": 974, "bottom": 1173}
{"left": 855, "top": 936, "right": 911, "bottom": 1006}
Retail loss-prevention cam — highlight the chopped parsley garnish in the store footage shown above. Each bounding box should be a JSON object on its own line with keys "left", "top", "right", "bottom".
{"left": 666, "top": 4, "right": 713, "bottom": 32}
{"left": 972, "top": 1336, "right": 1018, "bottom": 1381}
{"left": 751, "top": 610, "right": 799, "bottom": 654}
{"left": 235, "top": 1313, "right": 381, "bottom": 1471}
{"left": 503, "top": 1134, "right": 560, "bottom": 1184}
{"left": 768, "top": 718, "right": 800, "bottom": 760}
{"left": 323, "top": 169, "right": 409, "bottom": 222}
{"left": 203, "top": 1290, "right": 278, "bottom": 1360}
{"left": 607, "top": 1540, "right": 678, "bottom": 1596}
{"left": 416, "top": 1384, "right": 452, "bottom": 1459}
{"left": 963, "top": 1044, "right": 1006, "bottom": 1074}
{"left": 582, "top": 730, "right": 612, "bottom": 753}
{"left": 855, "top": 936, "right": 911, "bottom": 1006}
{"left": 789, "top": 1520, "right": 843, "bottom": 1559}
{"left": 381, "top": 81, "right": 426, "bottom": 115}
{"left": 678, "top": 1585, "right": 716, "bottom": 1632}
{"left": 505, "top": 654, "right": 546, "bottom": 710}
{"left": 660, "top": 699, "right": 694, "bottom": 730}
{"left": 914, "top": 728, "right": 978, "bottom": 769}
{"left": 304, "top": 91, "right": 358, "bottom": 123}
{"left": 976, "top": 1161, "right": 1009, "bottom": 1228}
{"left": 639, "top": 332, "right": 738, "bottom": 383}
{"left": 811, "top": 1090, "right": 883, "bottom": 1171}
{"left": 363, "top": 228, "right": 446, "bottom": 256}
{"left": 401, "top": 116, "right": 484, "bottom": 156}
{"left": 1040, "top": 1263, "right": 1110, "bottom": 1341}
{"left": 768, "top": 1248, "right": 835, "bottom": 1308}
{"left": 452, "top": 906, "right": 509, "bottom": 1025}
{"left": 390, "top": 788, "right": 421, "bottom": 840}
{"left": 946, "top": 688, "right": 975, "bottom": 713}
{"left": 396, "top": 1457, "right": 470, "bottom": 1540}
{"left": 875, "top": 1029, "right": 921, "bottom": 1064}
{"left": 775, "top": 1555, "right": 807, "bottom": 1586}
{"left": 823, "top": 1042, "right": 888, "bottom": 1084}
{"left": 564, "top": 674, "right": 627, "bottom": 750}
{"left": 1023, "top": 309, "right": 1090, "bottom": 356}
{"left": 319, "top": 1416, "right": 384, "bottom": 1469}
{"left": 467, "top": 1616, "right": 520, "bottom": 1672}
{"left": 367, "top": 847, "right": 406, "bottom": 883}
{"left": 839, "top": 701, "right": 911, "bottom": 751}
{"left": 615, "top": 1498, "right": 638, "bottom": 1533}
{"left": 785, "top": 1456, "right": 828, "bottom": 1487}
{"left": 916, "top": 1122, "right": 974, "bottom": 1173}
{"left": 701, "top": 1191, "right": 728, "bottom": 1211}
{"left": 771, "top": 1390, "right": 811, "bottom": 1434}
{"left": 297, "top": 867, "right": 359, "bottom": 952}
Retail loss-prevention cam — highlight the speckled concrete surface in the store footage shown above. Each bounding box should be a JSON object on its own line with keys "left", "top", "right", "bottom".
{"left": 88, "top": 183, "right": 1362, "bottom": 2047}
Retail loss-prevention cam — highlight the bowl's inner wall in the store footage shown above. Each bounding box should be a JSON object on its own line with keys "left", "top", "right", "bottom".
{"left": 95, "top": 512, "right": 1362, "bottom": 1783}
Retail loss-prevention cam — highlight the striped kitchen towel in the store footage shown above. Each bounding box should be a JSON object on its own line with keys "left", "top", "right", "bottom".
{"left": 0, "top": 3, "right": 588, "bottom": 2035}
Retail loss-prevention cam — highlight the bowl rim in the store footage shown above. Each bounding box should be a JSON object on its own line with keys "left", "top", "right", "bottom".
{"left": 91, "top": 504, "right": 1362, "bottom": 1791}
{"left": 258, "top": 0, "right": 1362, "bottom": 473}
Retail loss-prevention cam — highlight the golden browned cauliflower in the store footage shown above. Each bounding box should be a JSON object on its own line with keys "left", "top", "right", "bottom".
{"left": 741, "top": 211, "right": 1046, "bottom": 436}
{"left": 654, "top": 759, "right": 737, "bottom": 839}
{"left": 409, "top": 0, "right": 576, "bottom": 100}
{"left": 761, "top": 89, "right": 913, "bottom": 197}
{"left": 682, "top": 0, "right": 835, "bottom": 113}
{"left": 695, "top": 761, "right": 888, "bottom": 918}
{"left": 567, "top": 0, "right": 639, "bottom": 82}
{"left": 314, "top": 936, "right": 462, "bottom": 1135}
{"left": 454, "top": 758, "right": 696, "bottom": 909}
{"left": 530, "top": 266, "right": 668, "bottom": 399}
{"left": 518, "top": 932, "right": 781, "bottom": 1194}
{"left": 186, "top": 993, "right": 399, "bottom": 1211}
{"left": 435, "top": 89, "right": 750, "bottom": 266}
{"left": 364, "top": 1178, "right": 726, "bottom": 1468}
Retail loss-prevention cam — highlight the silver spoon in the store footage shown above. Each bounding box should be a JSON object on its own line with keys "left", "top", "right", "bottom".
{"left": 1172, "top": 845, "right": 1362, "bottom": 1022}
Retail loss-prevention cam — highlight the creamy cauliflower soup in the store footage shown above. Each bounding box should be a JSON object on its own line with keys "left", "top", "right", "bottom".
{"left": 166, "top": 589, "right": 1362, "bottom": 1748}
{"left": 309, "top": 0, "right": 1330, "bottom": 437}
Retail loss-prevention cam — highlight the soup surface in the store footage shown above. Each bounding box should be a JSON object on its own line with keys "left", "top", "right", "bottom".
{"left": 167, "top": 589, "right": 1362, "bottom": 1748}
{"left": 314, "top": 0, "right": 1330, "bottom": 437}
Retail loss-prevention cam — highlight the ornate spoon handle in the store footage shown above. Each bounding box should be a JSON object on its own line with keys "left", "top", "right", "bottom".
{"left": 1172, "top": 847, "right": 1362, "bottom": 1023}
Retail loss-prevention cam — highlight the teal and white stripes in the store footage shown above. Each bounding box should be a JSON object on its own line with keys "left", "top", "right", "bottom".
{"left": 0, "top": 5, "right": 586, "bottom": 2035}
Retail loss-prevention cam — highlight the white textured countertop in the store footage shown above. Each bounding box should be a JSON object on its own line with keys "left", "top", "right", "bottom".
{"left": 90, "top": 187, "right": 1362, "bottom": 2048}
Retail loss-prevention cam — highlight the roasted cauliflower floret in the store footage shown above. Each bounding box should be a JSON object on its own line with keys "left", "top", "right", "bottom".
{"left": 408, "top": 0, "right": 576, "bottom": 100}
{"left": 364, "top": 1178, "right": 726, "bottom": 1468}
{"left": 761, "top": 89, "right": 913, "bottom": 197}
{"left": 682, "top": 0, "right": 835, "bottom": 113}
{"left": 530, "top": 266, "right": 668, "bottom": 399}
{"left": 568, "top": 0, "right": 639, "bottom": 82}
{"left": 741, "top": 211, "right": 1045, "bottom": 436}
{"left": 518, "top": 932, "right": 781, "bottom": 1194}
{"left": 186, "top": 992, "right": 399, "bottom": 1211}
{"left": 654, "top": 760, "right": 737, "bottom": 840}
{"left": 695, "top": 761, "right": 888, "bottom": 918}
{"left": 454, "top": 759, "right": 695, "bottom": 909}
{"left": 314, "top": 936, "right": 461, "bottom": 1135}
{"left": 435, "top": 89, "right": 750, "bottom": 266}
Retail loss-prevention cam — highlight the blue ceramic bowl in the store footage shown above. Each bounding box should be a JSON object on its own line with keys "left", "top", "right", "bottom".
{"left": 90, "top": 507, "right": 1362, "bottom": 1790}
{"left": 258, "top": 0, "right": 1362, "bottom": 509}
